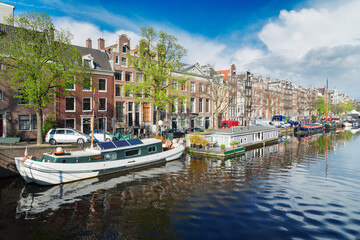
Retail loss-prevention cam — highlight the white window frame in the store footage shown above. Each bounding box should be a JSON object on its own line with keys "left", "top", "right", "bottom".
{"left": 206, "top": 99, "right": 210, "bottom": 113}
{"left": 199, "top": 98, "right": 203, "bottom": 113}
{"left": 65, "top": 96, "right": 76, "bottom": 112}
{"left": 122, "top": 45, "right": 127, "bottom": 53}
{"left": 115, "top": 55, "right": 119, "bottom": 65}
{"left": 98, "top": 98, "right": 107, "bottom": 111}
{"left": 65, "top": 118, "right": 76, "bottom": 129}
{"left": 82, "top": 97, "right": 92, "bottom": 112}
{"left": 121, "top": 57, "right": 127, "bottom": 67}
{"left": 18, "top": 115, "right": 30, "bottom": 131}
{"left": 0, "top": 90, "right": 3, "bottom": 101}
{"left": 98, "top": 78, "right": 107, "bottom": 92}
{"left": 190, "top": 97, "right": 196, "bottom": 113}
{"left": 82, "top": 77, "right": 92, "bottom": 91}
{"left": 115, "top": 70, "right": 122, "bottom": 81}
{"left": 115, "top": 84, "right": 122, "bottom": 97}
{"left": 98, "top": 117, "right": 107, "bottom": 130}
{"left": 190, "top": 82, "right": 195, "bottom": 92}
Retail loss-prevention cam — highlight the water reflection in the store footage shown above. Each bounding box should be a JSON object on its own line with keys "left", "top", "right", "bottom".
{"left": 5, "top": 129, "right": 360, "bottom": 239}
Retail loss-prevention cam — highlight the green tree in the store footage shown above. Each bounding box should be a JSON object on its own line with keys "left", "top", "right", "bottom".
{"left": 128, "top": 27, "right": 188, "bottom": 135}
{"left": 312, "top": 97, "right": 330, "bottom": 117}
{"left": 0, "top": 11, "right": 89, "bottom": 144}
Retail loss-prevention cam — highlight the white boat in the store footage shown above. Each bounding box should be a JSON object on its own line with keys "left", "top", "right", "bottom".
{"left": 15, "top": 138, "right": 185, "bottom": 185}
{"left": 16, "top": 160, "right": 185, "bottom": 216}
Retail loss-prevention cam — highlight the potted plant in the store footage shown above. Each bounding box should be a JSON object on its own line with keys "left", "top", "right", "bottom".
{"left": 201, "top": 138, "right": 209, "bottom": 150}
{"left": 220, "top": 144, "right": 225, "bottom": 153}
{"left": 189, "top": 135, "right": 196, "bottom": 148}
{"left": 195, "top": 136, "right": 202, "bottom": 149}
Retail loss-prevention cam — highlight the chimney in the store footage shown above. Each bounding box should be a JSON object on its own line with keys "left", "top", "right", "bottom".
{"left": 86, "top": 38, "right": 92, "bottom": 48}
{"left": 98, "top": 38, "right": 105, "bottom": 50}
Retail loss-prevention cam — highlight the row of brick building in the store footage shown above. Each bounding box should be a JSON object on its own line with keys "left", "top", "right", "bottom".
{"left": 1, "top": 30, "right": 356, "bottom": 139}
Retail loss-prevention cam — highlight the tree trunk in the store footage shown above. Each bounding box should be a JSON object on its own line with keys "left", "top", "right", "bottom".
{"left": 213, "top": 112, "right": 219, "bottom": 130}
{"left": 36, "top": 109, "right": 43, "bottom": 145}
{"left": 155, "top": 107, "right": 160, "bottom": 136}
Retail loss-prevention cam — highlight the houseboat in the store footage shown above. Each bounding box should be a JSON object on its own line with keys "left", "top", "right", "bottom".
{"left": 15, "top": 138, "right": 185, "bottom": 185}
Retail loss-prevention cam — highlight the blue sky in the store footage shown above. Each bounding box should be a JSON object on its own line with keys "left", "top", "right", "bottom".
{"left": 4, "top": 0, "right": 360, "bottom": 99}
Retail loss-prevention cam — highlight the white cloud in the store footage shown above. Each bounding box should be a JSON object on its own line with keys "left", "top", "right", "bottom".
{"left": 234, "top": 0, "right": 360, "bottom": 99}
{"left": 54, "top": 17, "right": 141, "bottom": 49}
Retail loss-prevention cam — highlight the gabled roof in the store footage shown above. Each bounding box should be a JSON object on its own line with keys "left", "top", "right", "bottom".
{"left": 75, "top": 46, "right": 112, "bottom": 71}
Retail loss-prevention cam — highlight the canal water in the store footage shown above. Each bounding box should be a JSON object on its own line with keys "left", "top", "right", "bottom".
{"left": 1, "top": 129, "right": 360, "bottom": 240}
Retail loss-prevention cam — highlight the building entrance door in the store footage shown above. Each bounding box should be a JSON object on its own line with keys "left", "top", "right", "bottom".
{"left": 82, "top": 117, "right": 92, "bottom": 134}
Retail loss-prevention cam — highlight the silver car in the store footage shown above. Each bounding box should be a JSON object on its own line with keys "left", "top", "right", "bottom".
{"left": 45, "top": 128, "right": 91, "bottom": 145}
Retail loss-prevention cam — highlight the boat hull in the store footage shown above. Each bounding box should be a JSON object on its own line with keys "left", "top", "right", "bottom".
{"left": 15, "top": 145, "right": 185, "bottom": 185}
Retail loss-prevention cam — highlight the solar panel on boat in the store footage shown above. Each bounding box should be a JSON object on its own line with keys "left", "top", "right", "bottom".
{"left": 97, "top": 142, "right": 116, "bottom": 150}
{"left": 127, "top": 138, "right": 143, "bottom": 146}
{"left": 113, "top": 140, "right": 130, "bottom": 148}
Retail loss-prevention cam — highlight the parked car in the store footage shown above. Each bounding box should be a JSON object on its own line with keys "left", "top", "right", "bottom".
{"left": 162, "top": 129, "right": 185, "bottom": 138}
{"left": 89, "top": 129, "right": 114, "bottom": 142}
{"left": 185, "top": 128, "right": 204, "bottom": 134}
{"left": 45, "top": 128, "right": 91, "bottom": 145}
{"left": 221, "top": 120, "right": 240, "bottom": 129}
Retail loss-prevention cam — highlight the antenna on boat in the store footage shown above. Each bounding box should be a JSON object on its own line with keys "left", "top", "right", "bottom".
{"left": 326, "top": 78, "right": 329, "bottom": 121}
{"left": 91, "top": 87, "right": 96, "bottom": 150}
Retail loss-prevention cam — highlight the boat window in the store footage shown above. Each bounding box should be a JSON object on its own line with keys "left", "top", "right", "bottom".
{"left": 105, "top": 152, "right": 117, "bottom": 160}
{"left": 148, "top": 146, "right": 157, "bottom": 153}
{"left": 125, "top": 149, "right": 140, "bottom": 157}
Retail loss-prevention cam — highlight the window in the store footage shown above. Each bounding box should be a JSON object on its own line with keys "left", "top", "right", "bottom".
{"left": 162, "top": 80, "right": 167, "bottom": 87}
{"left": 122, "top": 45, "right": 127, "bottom": 53}
{"left": 190, "top": 98, "right": 195, "bottom": 113}
{"left": 32, "top": 114, "right": 37, "bottom": 130}
{"left": 0, "top": 90, "right": 3, "bottom": 101}
{"left": 105, "top": 152, "right": 117, "bottom": 160}
{"left": 121, "top": 57, "right": 127, "bottom": 67}
{"left": 65, "top": 119, "right": 75, "bottom": 129}
{"left": 206, "top": 84, "right": 210, "bottom": 93}
{"left": 199, "top": 98, "right": 203, "bottom": 113}
{"left": 115, "top": 70, "right": 122, "bottom": 81}
{"left": 56, "top": 129, "right": 65, "bottom": 134}
{"left": 125, "top": 88, "right": 132, "bottom": 97}
{"left": 84, "top": 59, "right": 91, "bottom": 67}
{"left": 115, "top": 85, "right": 122, "bottom": 97}
{"left": 181, "top": 83, "right": 186, "bottom": 91}
{"left": 206, "top": 99, "right": 210, "bottom": 113}
{"left": 180, "top": 101, "right": 185, "bottom": 113}
{"left": 99, "top": 98, "right": 106, "bottom": 111}
{"left": 136, "top": 73, "right": 143, "bottom": 83}
{"left": 98, "top": 117, "right": 106, "bottom": 130}
{"left": 115, "top": 56, "right": 119, "bottom": 64}
{"left": 199, "top": 83, "right": 203, "bottom": 92}
{"left": 65, "top": 97, "right": 75, "bottom": 112}
{"left": 116, "top": 101, "right": 125, "bottom": 122}
{"left": 125, "top": 149, "right": 140, "bottom": 157}
{"left": 82, "top": 76, "right": 91, "bottom": 91}
{"left": 125, "top": 72, "right": 132, "bottom": 82}
{"left": 143, "top": 103, "right": 150, "bottom": 121}
{"left": 82, "top": 97, "right": 91, "bottom": 111}
{"left": 65, "top": 77, "right": 75, "bottom": 90}
{"left": 190, "top": 82, "right": 195, "bottom": 92}
{"left": 66, "top": 129, "right": 75, "bottom": 135}
{"left": 148, "top": 146, "right": 157, "bottom": 153}
{"left": 98, "top": 79, "right": 106, "bottom": 91}
{"left": 19, "top": 115, "right": 30, "bottom": 130}
{"left": 17, "top": 90, "right": 27, "bottom": 105}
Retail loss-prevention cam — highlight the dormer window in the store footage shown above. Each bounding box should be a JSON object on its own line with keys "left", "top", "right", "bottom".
{"left": 82, "top": 54, "right": 95, "bottom": 69}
